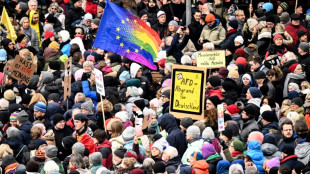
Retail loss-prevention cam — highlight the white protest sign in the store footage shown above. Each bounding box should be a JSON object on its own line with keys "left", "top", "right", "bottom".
{"left": 94, "top": 68, "right": 105, "bottom": 96}
{"left": 217, "top": 104, "right": 225, "bottom": 131}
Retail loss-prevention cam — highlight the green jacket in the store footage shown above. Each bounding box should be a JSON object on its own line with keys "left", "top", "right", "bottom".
{"left": 89, "top": 164, "right": 103, "bottom": 174}
{"left": 40, "top": 157, "right": 65, "bottom": 174}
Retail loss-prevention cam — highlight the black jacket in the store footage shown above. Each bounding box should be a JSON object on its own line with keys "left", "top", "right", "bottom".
{"left": 152, "top": 22, "right": 168, "bottom": 39}
{"left": 53, "top": 125, "right": 74, "bottom": 160}
{"left": 298, "top": 53, "right": 310, "bottom": 81}
{"left": 146, "top": 6, "right": 159, "bottom": 27}
{"left": 188, "top": 20, "right": 204, "bottom": 51}
{"left": 65, "top": 5, "right": 84, "bottom": 35}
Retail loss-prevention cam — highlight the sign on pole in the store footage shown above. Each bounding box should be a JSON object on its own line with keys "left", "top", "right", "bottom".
{"left": 10, "top": 55, "right": 36, "bottom": 86}
{"left": 64, "top": 58, "right": 72, "bottom": 101}
{"left": 196, "top": 50, "right": 226, "bottom": 69}
{"left": 170, "top": 64, "right": 207, "bottom": 120}
{"left": 94, "top": 68, "right": 105, "bottom": 96}
{"left": 217, "top": 104, "right": 225, "bottom": 131}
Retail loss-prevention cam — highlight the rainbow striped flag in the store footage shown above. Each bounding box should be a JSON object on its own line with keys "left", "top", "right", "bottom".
{"left": 93, "top": 1, "right": 161, "bottom": 70}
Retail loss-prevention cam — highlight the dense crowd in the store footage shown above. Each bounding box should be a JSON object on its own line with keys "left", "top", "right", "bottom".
{"left": 0, "top": 0, "right": 310, "bottom": 174}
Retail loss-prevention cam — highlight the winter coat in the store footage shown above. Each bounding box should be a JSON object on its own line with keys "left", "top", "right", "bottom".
{"left": 256, "top": 32, "right": 272, "bottom": 58}
{"left": 245, "top": 141, "right": 266, "bottom": 174}
{"left": 240, "top": 118, "right": 259, "bottom": 142}
{"left": 74, "top": 132, "right": 96, "bottom": 154}
{"left": 152, "top": 22, "right": 168, "bottom": 39}
{"left": 53, "top": 125, "right": 74, "bottom": 161}
{"left": 278, "top": 132, "right": 300, "bottom": 152}
{"left": 164, "top": 33, "right": 189, "bottom": 64}
{"left": 188, "top": 20, "right": 204, "bottom": 50}
{"left": 41, "top": 157, "right": 65, "bottom": 174}
{"left": 181, "top": 139, "right": 203, "bottom": 165}
{"left": 284, "top": 107, "right": 305, "bottom": 120}
{"left": 262, "top": 122, "right": 279, "bottom": 135}
{"left": 165, "top": 156, "right": 181, "bottom": 171}
{"left": 272, "top": 31, "right": 293, "bottom": 46}
{"left": 19, "top": 121, "right": 33, "bottom": 146}
{"left": 146, "top": 6, "right": 159, "bottom": 26}
{"left": 97, "top": 139, "right": 112, "bottom": 169}
{"left": 43, "top": 48, "right": 64, "bottom": 71}
{"left": 283, "top": 72, "right": 306, "bottom": 98}
{"left": 47, "top": 103, "right": 64, "bottom": 123}
{"left": 7, "top": 137, "right": 30, "bottom": 165}
{"left": 65, "top": 5, "right": 84, "bottom": 35}
{"left": 280, "top": 155, "right": 304, "bottom": 169}
{"left": 261, "top": 143, "right": 282, "bottom": 159}
{"left": 285, "top": 23, "right": 309, "bottom": 50}
{"left": 192, "top": 160, "right": 209, "bottom": 174}
{"left": 158, "top": 113, "right": 187, "bottom": 158}
{"left": 223, "top": 149, "right": 244, "bottom": 162}
{"left": 109, "top": 136, "right": 124, "bottom": 153}
{"left": 23, "top": 26, "right": 39, "bottom": 51}
{"left": 220, "top": 29, "right": 238, "bottom": 50}
{"left": 0, "top": 110, "right": 10, "bottom": 126}
{"left": 298, "top": 53, "right": 310, "bottom": 81}
{"left": 206, "top": 153, "right": 222, "bottom": 174}
{"left": 199, "top": 19, "right": 226, "bottom": 46}
{"left": 82, "top": 80, "right": 99, "bottom": 110}
{"left": 295, "top": 142, "right": 310, "bottom": 165}
{"left": 123, "top": 140, "right": 146, "bottom": 156}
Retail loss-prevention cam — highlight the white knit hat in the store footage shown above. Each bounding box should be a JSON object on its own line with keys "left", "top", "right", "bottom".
{"left": 157, "top": 11, "right": 166, "bottom": 18}
{"left": 234, "top": 35, "right": 244, "bottom": 45}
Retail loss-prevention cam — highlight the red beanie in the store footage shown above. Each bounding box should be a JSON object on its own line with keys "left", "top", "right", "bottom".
{"left": 288, "top": 63, "right": 299, "bottom": 73}
{"left": 235, "top": 57, "right": 247, "bottom": 67}
{"left": 235, "top": 48, "right": 245, "bottom": 57}
{"left": 273, "top": 34, "right": 283, "bottom": 42}
{"left": 158, "top": 58, "right": 166, "bottom": 68}
{"left": 45, "top": 30, "right": 54, "bottom": 40}
{"left": 226, "top": 104, "right": 241, "bottom": 115}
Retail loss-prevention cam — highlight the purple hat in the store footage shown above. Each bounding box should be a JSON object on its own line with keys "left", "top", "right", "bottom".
{"left": 201, "top": 144, "right": 216, "bottom": 159}
{"left": 266, "top": 157, "right": 280, "bottom": 168}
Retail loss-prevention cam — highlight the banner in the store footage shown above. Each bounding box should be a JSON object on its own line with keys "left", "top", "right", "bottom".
{"left": 196, "top": 50, "right": 225, "bottom": 68}
{"left": 94, "top": 68, "right": 105, "bottom": 96}
{"left": 10, "top": 55, "right": 36, "bottom": 85}
{"left": 1, "top": 7, "right": 17, "bottom": 43}
{"left": 170, "top": 65, "right": 207, "bottom": 120}
{"left": 217, "top": 104, "right": 225, "bottom": 131}
{"left": 64, "top": 58, "right": 72, "bottom": 101}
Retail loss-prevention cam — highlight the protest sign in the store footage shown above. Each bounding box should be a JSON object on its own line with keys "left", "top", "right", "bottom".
{"left": 196, "top": 50, "right": 225, "bottom": 68}
{"left": 217, "top": 104, "right": 225, "bottom": 131}
{"left": 64, "top": 58, "right": 72, "bottom": 101}
{"left": 94, "top": 68, "right": 105, "bottom": 96}
{"left": 170, "top": 65, "right": 207, "bottom": 120}
{"left": 10, "top": 55, "right": 36, "bottom": 86}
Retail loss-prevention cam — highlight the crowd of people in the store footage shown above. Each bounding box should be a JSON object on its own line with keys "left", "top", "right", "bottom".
{"left": 0, "top": 0, "right": 310, "bottom": 174}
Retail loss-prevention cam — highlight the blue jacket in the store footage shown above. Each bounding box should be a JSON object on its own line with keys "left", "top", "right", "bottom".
{"left": 158, "top": 113, "right": 187, "bottom": 158}
{"left": 123, "top": 140, "right": 146, "bottom": 156}
{"left": 245, "top": 141, "right": 266, "bottom": 174}
{"left": 82, "top": 80, "right": 98, "bottom": 111}
{"left": 220, "top": 29, "right": 238, "bottom": 50}
{"left": 262, "top": 122, "right": 279, "bottom": 135}
{"left": 61, "top": 43, "right": 71, "bottom": 57}
{"left": 19, "top": 121, "right": 33, "bottom": 145}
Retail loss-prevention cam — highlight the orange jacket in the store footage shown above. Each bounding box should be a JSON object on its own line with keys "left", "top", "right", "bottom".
{"left": 192, "top": 160, "right": 209, "bottom": 174}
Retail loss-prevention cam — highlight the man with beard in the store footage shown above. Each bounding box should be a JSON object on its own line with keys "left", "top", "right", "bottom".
{"left": 188, "top": 10, "right": 204, "bottom": 50}
{"left": 278, "top": 119, "right": 300, "bottom": 151}
{"left": 52, "top": 113, "right": 73, "bottom": 160}
{"left": 145, "top": 0, "right": 159, "bottom": 26}
{"left": 83, "top": 18, "right": 100, "bottom": 50}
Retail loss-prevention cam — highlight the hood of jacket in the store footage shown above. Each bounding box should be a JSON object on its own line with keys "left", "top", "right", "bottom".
{"left": 248, "top": 140, "right": 261, "bottom": 150}
{"left": 44, "top": 47, "right": 58, "bottom": 60}
{"left": 130, "top": 63, "right": 141, "bottom": 78}
{"left": 158, "top": 113, "right": 178, "bottom": 133}
{"left": 97, "top": 139, "right": 112, "bottom": 149}
{"left": 109, "top": 135, "right": 124, "bottom": 145}
{"left": 192, "top": 160, "right": 209, "bottom": 171}
{"left": 248, "top": 98, "right": 261, "bottom": 107}
{"left": 258, "top": 32, "right": 272, "bottom": 40}
{"left": 261, "top": 143, "right": 279, "bottom": 155}
{"left": 19, "top": 121, "right": 32, "bottom": 133}
{"left": 245, "top": 149, "right": 265, "bottom": 162}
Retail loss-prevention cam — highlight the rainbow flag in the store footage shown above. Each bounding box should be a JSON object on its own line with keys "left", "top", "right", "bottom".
{"left": 93, "top": 0, "right": 161, "bottom": 70}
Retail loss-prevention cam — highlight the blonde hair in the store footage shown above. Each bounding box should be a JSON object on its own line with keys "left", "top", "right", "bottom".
{"left": 261, "top": 27, "right": 271, "bottom": 33}
{"left": 301, "top": 81, "right": 310, "bottom": 90}
{"left": 0, "top": 144, "right": 13, "bottom": 159}
{"left": 96, "top": 100, "right": 113, "bottom": 113}
{"left": 235, "top": 9, "right": 244, "bottom": 16}
{"left": 83, "top": 61, "right": 94, "bottom": 69}
{"left": 275, "top": 23, "right": 285, "bottom": 32}
{"left": 29, "top": 93, "right": 47, "bottom": 106}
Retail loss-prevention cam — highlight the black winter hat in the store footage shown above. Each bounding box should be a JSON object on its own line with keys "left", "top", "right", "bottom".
{"left": 228, "top": 20, "right": 238, "bottom": 29}
{"left": 263, "top": 133, "right": 276, "bottom": 145}
{"left": 49, "top": 61, "right": 60, "bottom": 71}
{"left": 114, "top": 147, "right": 127, "bottom": 159}
{"left": 282, "top": 145, "right": 294, "bottom": 155}
{"left": 53, "top": 113, "right": 65, "bottom": 125}
{"left": 222, "top": 78, "right": 238, "bottom": 92}
{"left": 139, "top": 10, "right": 148, "bottom": 18}
{"left": 35, "top": 138, "right": 47, "bottom": 150}
{"left": 134, "top": 99, "right": 145, "bottom": 111}
{"left": 180, "top": 117, "right": 193, "bottom": 129}
{"left": 74, "top": 113, "right": 88, "bottom": 122}
{"left": 62, "top": 136, "right": 77, "bottom": 149}
{"left": 48, "top": 93, "right": 60, "bottom": 102}
{"left": 26, "top": 160, "right": 40, "bottom": 172}
{"left": 291, "top": 13, "right": 300, "bottom": 20}
{"left": 208, "top": 96, "right": 221, "bottom": 106}
{"left": 221, "top": 127, "right": 233, "bottom": 139}
{"left": 297, "top": 30, "right": 307, "bottom": 38}
{"left": 208, "top": 75, "right": 221, "bottom": 87}
{"left": 16, "top": 34, "right": 26, "bottom": 43}
{"left": 151, "top": 134, "right": 162, "bottom": 142}
{"left": 262, "top": 111, "right": 277, "bottom": 122}
{"left": 266, "top": 15, "right": 275, "bottom": 23}
{"left": 254, "top": 71, "right": 266, "bottom": 79}
{"left": 291, "top": 97, "right": 303, "bottom": 107}
{"left": 243, "top": 104, "right": 258, "bottom": 118}
{"left": 46, "top": 14, "right": 57, "bottom": 24}
{"left": 153, "top": 162, "right": 166, "bottom": 173}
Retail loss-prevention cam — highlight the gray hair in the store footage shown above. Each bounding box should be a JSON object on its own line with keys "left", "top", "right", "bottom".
{"left": 142, "top": 158, "right": 155, "bottom": 171}
{"left": 44, "top": 160, "right": 59, "bottom": 174}
{"left": 203, "top": 42, "right": 215, "bottom": 51}
{"left": 19, "top": 17, "right": 29, "bottom": 26}
{"left": 284, "top": 51, "right": 297, "bottom": 61}
{"left": 69, "top": 153, "right": 86, "bottom": 169}
{"left": 164, "top": 146, "right": 178, "bottom": 159}
{"left": 74, "top": 93, "right": 85, "bottom": 103}
{"left": 0, "top": 98, "right": 9, "bottom": 110}
{"left": 28, "top": 0, "right": 38, "bottom": 6}
{"left": 207, "top": 3, "right": 214, "bottom": 12}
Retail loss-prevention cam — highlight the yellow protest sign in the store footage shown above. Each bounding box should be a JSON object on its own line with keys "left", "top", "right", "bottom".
{"left": 196, "top": 50, "right": 225, "bottom": 68}
{"left": 170, "top": 65, "right": 207, "bottom": 120}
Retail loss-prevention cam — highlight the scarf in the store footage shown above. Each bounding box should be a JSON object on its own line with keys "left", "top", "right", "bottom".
{"left": 76, "top": 126, "right": 87, "bottom": 136}
{"left": 226, "top": 29, "right": 237, "bottom": 36}
{"left": 18, "top": 43, "right": 27, "bottom": 48}
{"left": 283, "top": 72, "right": 306, "bottom": 97}
{"left": 74, "top": 34, "right": 84, "bottom": 40}
{"left": 5, "top": 162, "right": 19, "bottom": 174}
{"left": 231, "top": 151, "right": 243, "bottom": 157}
{"left": 150, "top": 121, "right": 160, "bottom": 134}
{"left": 23, "top": 27, "right": 32, "bottom": 40}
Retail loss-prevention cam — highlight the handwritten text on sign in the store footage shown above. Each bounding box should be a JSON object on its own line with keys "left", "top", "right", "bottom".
{"left": 10, "top": 56, "right": 36, "bottom": 85}
{"left": 196, "top": 50, "right": 225, "bottom": 68}
{"left": 94, "top": 68, "right": 105, "bottom": 96}
{"left": 172, "top": 71, "right": 202, "bottom": 114}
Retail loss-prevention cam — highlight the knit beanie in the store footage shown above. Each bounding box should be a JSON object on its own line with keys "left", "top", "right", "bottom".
{"left": 90, "top": 152, "right": 102, "bottom": 165}
{"left": 153, "top": 162, "right": 166, "bottom": 173}
{"left": 133, "top": 99, "right": 145, "bottom": 111}
{"left": 119, "top": 71, "right": 130, "bottom": 82}
{"left": 10, "top": 112, "right": 18, "bottom": 121}
{"left": 243, "top": 104, "right": 258, "bottom": 118}
{"left": 248, "top": 87, "right": 262, "bottom": 98}
{"left": 260, "top": 105, "right": 272, "bottom": 115}
{"left": 266, "top": 15, "right": 275, "bottom": 23}
{"left": 233, "top": 139, "right": 246, "bottom": 152}
{"left": 72, "top": 142, "right": 85, "bottom": 156}
{"left": 228, "top": 20, "right": 238, "bottom": 29}
{"left": 288, "top": 63, "right": 299, "bottom": 73}
{"left": 122, "top": 126, "right": 135, "bottom": 141}
{"left": 205, "top": 13, "right": 216, "bottom": 22}
{"left": 286, "top": 112, "right": 299, "bottom": 125}
{"left": 219, "top": 67, "right": 229, "bottom": 78}
{"left": 193, "top": 120, "right": 206, "bottom": 134}
{"left": 231, "top": 159, "right": 245, "bottom": 170}
{"left": 52, "top": 113, "right": 65, "bottom": 125}
{"left": 115, "top": 111, "right": 128, "bottom": 123}
{"left": 228, "top": 69, "right": 239, "bottom": 79}
{"left": 262, "top": 111, "right": 277, "bottom": 122}
{"left": 168, "top": 20, "right": 178, "bottom": 27}
{"left": 235, "top": 57, "right": 246, "bottom": 67}
{"left": 279, "top": 2, "right": 288, "bottom": 11}
{"left": 208, "top": 75, "right": 221, "bottom": 87}
{"left": 299, "top": 42, "right": 309, "bottom": 52}
{"left": 254, "top": 71, "right": 266, "bottom": 79}
{"left": 114, "top": 147, "right": 127, "bottom": 159}
{"left": 235, "top": 48, "right": 246, "bottom": 57}
{"left": 180, "top": 117, "right": 193, "bottom": 129}
{"left": 81, "top": 101, "right": 94, "bottom": 114}
{"left": 221, "top": 127, "right": 233, "bottom": 139}
{"left": 45, "top": 30, "right": 54, "bottom": 40}
{"left": 226, "top": 104, "right": 240, "bottom": 115}
{"left": 157, "top": 11, "right": 165, "bottom": 18}
{"left": 17, "top": 110, "right": 29, "bottom": 123}
{"left": 34, "top": 102, "right": 46, "bottom": 113}
{"left": 48, "top": 41, "right": 60, "bottom": 52}
{"left": 234, "top": 36, "right": 244, "bottom": 45}
{"left": 181, "top": 55, "right": 192, "bottom": 65}
{"left": 158, "top": 58, "right": 166, "bottom": 68}
{"left": 138, "top": 9, "right": 147, "bottom": 18}
{"left": 124, "top": 150, "right": 138, "bottom": 160}
{"left": 190, "top": 152, "right": 204, "bottom": 161}
{"left": 266, "top": 157, "right": 280, "bottom": 169}
{"left": 201, "top": 144, "right": 216, "bottom": 159}
{"left": 208, "top": 96, "right": 221, "bottom": 106}
{"left": 247, "top": 18, "right": 258, "bottom": 29}
{"left": 280, "top": 12, "right": 290, "bottom": 22}
{"left": 291, "top": 97, "right": 303, "bottom": 107}
{"left": 245, "top": 166, "right": 258, "bottom": 174}
{"left": 35, "top": 139, "right": 47, "bottom": 150}
{"left": 297, "top": 30, "right": 307, "bottom": 38}
{"left": 62, "top": 136, "right": 77, "bottom": 149}
{"left": 217, "top": 160, "right": 231, "bottom": 174}
{"left": 92, "top": 18, "right": 100, "bottom": 26}
{"left": 282, "top": 145, "right": 294, "bottom": 155}
{"left": 291, "top": 13, "right": 300, "bottom": 20}
{"left": 4, "top": 89, "right": 15, "bottom": 101}
{"left": 186, "top": 125, "right": 200, "bottom": 139}
{"left": 273, "top": 34, "right": 283, "bottom": 42}
{"left": 45, "top": 145, "right": 58, "bottom": 158}
{"left": 7, "top": 127, "right": 19, "bottom": 138}
{"left": 263, "top": 133, "right": 276, "bottom": 145}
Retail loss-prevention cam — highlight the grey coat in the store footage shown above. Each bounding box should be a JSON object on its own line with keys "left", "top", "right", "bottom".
{"left": 24, "top": 26, "right": 39, "bottom": 51}
{"left": 240, "top": 118, "right": 259, "bottom": 142}
{"left": 261, "top": 143, "right": 282, "bottom": 159}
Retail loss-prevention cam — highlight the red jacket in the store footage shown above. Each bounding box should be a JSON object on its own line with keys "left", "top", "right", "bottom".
{"left": 85, "top": 0, "right": 97, "bottom": 15}
{"left": 75, "top": 132, "right": 97, "bottom": 154}
{"left": 97, "top": 139, "right": 113, "bottom": 169}
{"left": 285, "top": 23, "right": 309, "bottom": 50}
{"left": 192, "top": 160, "right": 209, "bottom": 174}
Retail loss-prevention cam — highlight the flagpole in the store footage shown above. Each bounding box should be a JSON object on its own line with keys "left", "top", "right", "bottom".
{"left": 100, "top": 95, "right": 107, "bottom": 133}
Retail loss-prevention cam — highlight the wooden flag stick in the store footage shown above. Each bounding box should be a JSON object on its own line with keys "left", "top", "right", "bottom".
{"left": 100, "top": 95, "right": 107, "bottom": 133}
{"left": 295, "top": 0, "right": 298, "bottom": 13}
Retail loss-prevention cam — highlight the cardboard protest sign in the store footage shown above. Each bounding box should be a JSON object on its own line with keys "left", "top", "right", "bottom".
{"left": 10, "top": 55, "right": 36, "bottom": 86}
{"left": 170, "top": 65, "right": 207, "bottom": 120}
{"left": 196, "top": 50, "right": 225, "bottom": 68}
{"left": 64, "top": 58, "right": 72, "bottom": 101}
{"left": 217, "top": 104, "right": 225, "bottom": 131}
{"left": 94, "top": 68, "right": 105, "bottom": 96}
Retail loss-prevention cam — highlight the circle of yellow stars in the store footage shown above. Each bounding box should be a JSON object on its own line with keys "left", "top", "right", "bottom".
{"left": 116, "top": 17, "right": 143, "bottom": 54}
